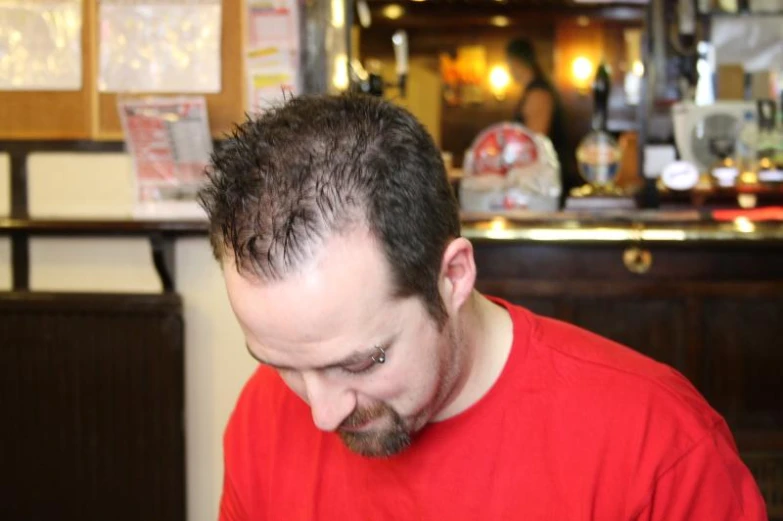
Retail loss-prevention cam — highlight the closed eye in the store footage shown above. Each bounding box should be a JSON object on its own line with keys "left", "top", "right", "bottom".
{"left": 338, "top": 358, "right": 378, "bottom": 375}
{"left": 337, "top": 345, "right": 389, "bottom": 375}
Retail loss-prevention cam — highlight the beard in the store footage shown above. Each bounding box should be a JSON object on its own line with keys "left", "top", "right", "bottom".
{"left": 337, "top": 312, "right": 465, "bottom": 458}
{"left": 337, "top": 402, "right": 412, "bottom": 458}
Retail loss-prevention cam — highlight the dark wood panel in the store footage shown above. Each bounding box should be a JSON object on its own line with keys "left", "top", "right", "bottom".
{"left": 0, "top": 292, "right": 185, "bottom": 521}
{"left": 741, "top": 452, "right": 783, "bottom": 519}
{"left": 474, "top": 242, "right": 783, "bottom": 281}
{"left": 475, "top": 278, "right": 783, "bottom": 299}
{"left": 703, "top": 297, "right": 783, "bottom": 431}
{"left": 492, "top": 294, "right": 560, "bottom": 318}
{"left": 568, "top": 298, "right": 686, "bottom": 369}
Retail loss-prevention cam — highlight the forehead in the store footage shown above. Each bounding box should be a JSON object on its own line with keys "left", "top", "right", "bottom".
{"left": 223, "top": 226, "right": 401, "bottom": 361}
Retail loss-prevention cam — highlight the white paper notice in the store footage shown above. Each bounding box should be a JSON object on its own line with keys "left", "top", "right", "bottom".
{"left": 247, "top": 47, "right": 297, "bottom": 112}
{"left": 245, "top": 0, "right": 300, "bottom": 114}
{"left": 711, "top": 15, "right": 783, "bottom": 72}
{"left": 99, "top": 0, "right": 222, "bottom": 93}
{"left": 118, "top": 96, "right": 213, "bottom": 219}
{"left": 0, "top": 0, "right": 83, "bottom": 90}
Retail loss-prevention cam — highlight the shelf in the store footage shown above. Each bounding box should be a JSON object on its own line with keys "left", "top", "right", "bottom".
{"left": 0, "top": 218, "right": 209, "bottom": 293}
{"left": 0, "top": 218, "right": 208, "bottom": 237}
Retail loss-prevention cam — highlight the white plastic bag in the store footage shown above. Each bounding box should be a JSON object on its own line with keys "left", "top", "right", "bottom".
{"left": 460, "top": 122, "right": 562, "bottom": 212}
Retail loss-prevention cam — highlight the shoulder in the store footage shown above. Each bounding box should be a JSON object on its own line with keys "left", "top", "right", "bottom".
{"left": 530, "top": 314, "right": 723, "bottom": 442}
{"left": 528, "top": 313, "right": 734, "bottom": 498}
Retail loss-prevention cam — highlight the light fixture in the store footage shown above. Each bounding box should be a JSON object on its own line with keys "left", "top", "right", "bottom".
{"left": 571, "top": 56, "right": 593, "bottom": 92}
{"left": 356, "top": 1, "right": 372, "bottom": 27}
{"left": 490, "top": 15, "right": 510, "bottom": 27}
{"left": 331, "top": 0, "right": 345, "bottom": 28}
{"left": 733, "top": 216, "right": 756, "bottom": 233}
{"left": 382, "top": 4, "right": 405, "bottom": 19}
{"left": 332, "top": 54, "right": 349, "bottom": 91}
{"left": 489, "top": 65, "right": 511, "bottom": 100}
{"left": 632, "top": 59, "right": 644, "bottom": 77}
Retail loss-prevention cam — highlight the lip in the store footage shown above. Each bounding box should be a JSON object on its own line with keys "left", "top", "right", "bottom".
{"left": 339, "top": 416, "right": 378, "bottom": 433}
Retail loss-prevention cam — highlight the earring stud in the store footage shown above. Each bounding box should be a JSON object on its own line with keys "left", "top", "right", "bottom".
{"left": 371, "top": 345, "right": 386, "bottom": 364}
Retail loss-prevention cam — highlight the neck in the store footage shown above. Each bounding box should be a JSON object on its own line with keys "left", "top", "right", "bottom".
{"left": 432, "top": 292, "right": 514, "bottom": 422}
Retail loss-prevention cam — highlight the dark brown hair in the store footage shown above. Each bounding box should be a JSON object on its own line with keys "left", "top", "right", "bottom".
{"left": 506, "top": 38, "right": 544, "bottom": 79}
{"left": 199, "top": 93, "right": 460, "bottom": 325}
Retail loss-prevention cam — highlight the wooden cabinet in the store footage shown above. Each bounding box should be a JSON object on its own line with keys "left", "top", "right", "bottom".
{"left": 0, "top": 293, "right": 185, "bottom": 521}
{"left": 474, "top": 239, "right": 783, "bottom": 518}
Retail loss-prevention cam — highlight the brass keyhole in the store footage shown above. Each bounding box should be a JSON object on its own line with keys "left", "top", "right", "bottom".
{"left": 623, "top": 246, "right": 652, "bottom": 274}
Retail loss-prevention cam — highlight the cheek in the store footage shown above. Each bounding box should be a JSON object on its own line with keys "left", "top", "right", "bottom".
{"left": 379, "top": 327, "right": 448, "bottom": 404}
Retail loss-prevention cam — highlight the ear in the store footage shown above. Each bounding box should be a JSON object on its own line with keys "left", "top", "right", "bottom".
{"left": 439, "top": 237, "right": 476, "bottom": 316}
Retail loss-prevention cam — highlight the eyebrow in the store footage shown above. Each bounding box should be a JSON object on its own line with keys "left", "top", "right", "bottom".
{"left": 245, "top": 337, "right": 392, "bottom": 372}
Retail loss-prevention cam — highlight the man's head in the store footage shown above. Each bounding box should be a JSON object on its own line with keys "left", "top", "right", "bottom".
{"left": 199, "top": 94, "right": 476, "bottom": 457}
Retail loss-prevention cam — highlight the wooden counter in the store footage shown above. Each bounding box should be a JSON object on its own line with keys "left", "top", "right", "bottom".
{"left": 2, "top": 210, "right": 782, "bottom": 514}
{"left": 462, "top": 211, "right": 783, "bottom": 517}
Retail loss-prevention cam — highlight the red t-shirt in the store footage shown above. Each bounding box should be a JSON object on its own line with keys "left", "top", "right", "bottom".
{"left": 220, "top": 300, "right": 767, "bottom": 520}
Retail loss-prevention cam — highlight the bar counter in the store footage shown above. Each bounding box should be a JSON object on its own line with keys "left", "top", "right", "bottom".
{"left": 2, "top": 211, "right": 782, "bottom": 514}
{"left": 457, "top": 209, "right": 783, "bottom": 517}
{"left": 460, "top": 210, "right": 783, "bottom": 243}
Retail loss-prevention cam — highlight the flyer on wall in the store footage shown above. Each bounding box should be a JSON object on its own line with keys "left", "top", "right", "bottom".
{"left": 245, "top": 0, "right": 300, "bottom": 114}
{"left": 118, "top": 96, "right": 213, "bottom": 220}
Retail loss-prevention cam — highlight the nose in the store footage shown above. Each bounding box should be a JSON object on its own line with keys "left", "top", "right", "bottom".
{"left": 302, "top": 371, "right": 356, "bottom": 432}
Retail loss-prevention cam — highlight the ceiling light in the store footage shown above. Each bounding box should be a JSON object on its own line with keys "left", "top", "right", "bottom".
{"left": 382, "top": 4, "right": 405, "bottom": 19}
{"left": 490, "top": 15, "right": 510, "bottom": 27}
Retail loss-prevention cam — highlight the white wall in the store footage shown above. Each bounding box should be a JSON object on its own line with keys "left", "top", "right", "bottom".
{"left": 0, "top": 153, "right": 10, "bottom": 290}
{"left": 20, "top": 152, "right": 254, "bottom": 521}
{"left": 177, "top": 239, "right": 253, "bottom": 519}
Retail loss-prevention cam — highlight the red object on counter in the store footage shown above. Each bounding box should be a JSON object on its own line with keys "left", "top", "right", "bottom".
{"left": 713, "top": 206, "right": 783, "bottom": 221}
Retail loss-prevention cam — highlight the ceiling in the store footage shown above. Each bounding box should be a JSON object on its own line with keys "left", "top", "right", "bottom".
{"left": 359, "top": 0, "right": 648, "bottom": 28}
{"left": 363, "top": 0, "right": 647, "bottom": 4}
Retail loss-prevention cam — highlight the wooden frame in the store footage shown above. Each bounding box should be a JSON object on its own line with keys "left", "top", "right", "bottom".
{"left": 0, "top": 0, "right": 245, "bottom": 140}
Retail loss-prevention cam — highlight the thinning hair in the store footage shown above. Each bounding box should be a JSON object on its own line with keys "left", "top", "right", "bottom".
{"left": 199, "top": 94, "right": 461, "bottom": 325}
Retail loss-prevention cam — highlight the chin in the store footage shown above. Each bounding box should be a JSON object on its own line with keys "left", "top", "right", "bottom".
{"left": 339, "top": 428, "right": 413, "bottom": 458}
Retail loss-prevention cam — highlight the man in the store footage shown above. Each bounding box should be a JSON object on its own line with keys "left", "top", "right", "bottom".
{"left": 199, "top": 94, "right": 766, "bottom": 520}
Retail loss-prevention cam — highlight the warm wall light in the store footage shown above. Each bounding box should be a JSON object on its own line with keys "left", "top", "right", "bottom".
{"left": 490, "top": 15, "right": 510, "bottom": 27}
{"left": 331, "top": 0, "right": 345, "bottom": 27}
{"left": 382, "top": 4, "right": 405, "bottom": 19}
{"left": 332, "top": 53, "right": 349, "bottom": 91}
{"left": 571, "top": 56, "right": 594, "bottom": 92}
{"left": 489, "top": 65, "right": 511, "bottom": 100}
{"left": 632, "top": 59, "right": 644, "bottom": 77}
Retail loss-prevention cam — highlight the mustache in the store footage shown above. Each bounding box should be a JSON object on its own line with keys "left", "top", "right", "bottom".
{"left": 340, "top": 403, "right": 390, "bottom": 429}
